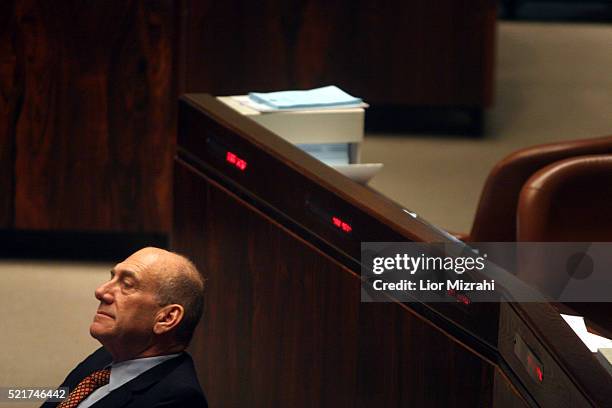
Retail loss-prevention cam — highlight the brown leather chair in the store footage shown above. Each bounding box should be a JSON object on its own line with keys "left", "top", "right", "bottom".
{"left": 459, "top": 135, "right": 612, "bottom": 242}
{"left": 516, "top": 155, "right": 612, "bottom": 335}
{"left": 517, "top": 154, "right": 612, "bottom": 242}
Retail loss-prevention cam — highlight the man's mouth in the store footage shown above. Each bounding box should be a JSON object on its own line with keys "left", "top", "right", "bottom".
{"left": 96, "top": 310, "right": 114, "bottom": 319}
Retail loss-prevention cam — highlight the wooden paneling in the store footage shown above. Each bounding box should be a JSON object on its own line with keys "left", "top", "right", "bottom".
{"left": 493, "top": 369, "right": 530, "bottom": 407}
{"left": 2, "top": 0, "right": 495, "bottom": 233}
{"left": 182, "top": 0, "right": 496, "bottom": 107}
{"left": 174, "top": 94, "right": 612, "bottom": 407}
{"left": 0, "top": 1, "right": 20, "bottom": 228}
{"left": 174, "top": 159, "right": 496, "bottom": 407}
{"left": 11, "top": 0, "right": 175, "bottom": 232}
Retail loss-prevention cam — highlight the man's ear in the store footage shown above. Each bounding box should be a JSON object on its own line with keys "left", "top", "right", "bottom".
{"left": 153, "top": 304, "right": 184, "bottom": 335}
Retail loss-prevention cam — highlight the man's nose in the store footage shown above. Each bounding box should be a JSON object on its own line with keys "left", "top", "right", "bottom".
{"left": 94, "top": 281, "right": 114, "bottom": 303}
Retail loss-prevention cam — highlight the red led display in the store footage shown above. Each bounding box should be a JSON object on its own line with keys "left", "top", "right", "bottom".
{"left": 527, "top": 354, "right": 543, "bottom": 382}
{"left": 331, "top": 216, "right": 352, "bottom": 233}
{"left": 514, "top": 334, "right": 544, "bottom": 385}
{"left": 447, "top": 289, "right": 471, "bottom": 305}
{"left": 226, "top": 151, "right": 247, "bottom": 171}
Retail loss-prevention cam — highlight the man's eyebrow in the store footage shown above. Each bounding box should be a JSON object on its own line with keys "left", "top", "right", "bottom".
{"left": 110, "top": 269, "right": 139, "bottom": 280}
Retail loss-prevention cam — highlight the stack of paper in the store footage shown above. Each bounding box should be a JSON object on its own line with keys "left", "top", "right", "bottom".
{"left": 247, "top": 86, "right": 367, "bottom": 111}
{"left": 296, "top": 143, "right": 351, "bottom": 166}
{"left": 217, "top": 93, "right": 365, "bottom": 164}
{"left": 217, "top": 87, "right": 383, "bottom": 185}
{"left": 218, "top": 95, "right": 364, "bottom": 146}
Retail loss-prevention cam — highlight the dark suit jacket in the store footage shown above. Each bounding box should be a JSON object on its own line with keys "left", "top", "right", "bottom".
{"left": 41, "top": 347, "right": 207, "bottom": 408}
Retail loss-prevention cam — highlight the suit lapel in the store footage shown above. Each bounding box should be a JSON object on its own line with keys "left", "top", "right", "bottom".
{"left": 90, "top": 353, "right": 187, "bottom": 408}
{"left": 40, "top": 348, "right": 113, "bottom": 408}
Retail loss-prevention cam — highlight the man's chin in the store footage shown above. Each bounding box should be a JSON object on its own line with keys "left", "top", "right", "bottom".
{"left": 89, "top": 322, "right": 112, "bottom": 341}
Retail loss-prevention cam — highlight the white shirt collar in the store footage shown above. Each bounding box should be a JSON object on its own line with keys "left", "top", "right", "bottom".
{"left": 108, "top": 353, "right": 181, "bottom": 391}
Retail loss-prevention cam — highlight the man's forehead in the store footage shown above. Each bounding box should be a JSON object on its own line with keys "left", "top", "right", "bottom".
{"left": 128, "top": 249, "right": 163, "bottom": 265}
{"left": 114, "top": 247, "right": 187, "bottom": 278}
{"left": 114, "top": 249, "right": 163, "bottom": 275}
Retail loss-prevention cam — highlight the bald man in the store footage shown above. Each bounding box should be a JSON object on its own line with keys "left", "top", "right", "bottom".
{"left": 41, "top": 247, "right": 207, "bottom": 408}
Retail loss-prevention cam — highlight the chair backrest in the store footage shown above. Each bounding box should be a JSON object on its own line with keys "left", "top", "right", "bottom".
{"left": 515, "top": 155, "right": 612, "bottom": 332}
{"left": 517, "top": 154, "right": 612, "bottom": 242}
{"left": 468, "top": 135, "right": 612, "bottom": 242}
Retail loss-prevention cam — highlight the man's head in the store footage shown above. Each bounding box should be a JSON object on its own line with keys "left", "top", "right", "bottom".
{"left": 90, "top": 247, "right": 205, "bottom": 362}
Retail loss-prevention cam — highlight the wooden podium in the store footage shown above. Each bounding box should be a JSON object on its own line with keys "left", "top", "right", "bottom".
{"left": 172, "top": 95, "right": 611, "bottom": 407}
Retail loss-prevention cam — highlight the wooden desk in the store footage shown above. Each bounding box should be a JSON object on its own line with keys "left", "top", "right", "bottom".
{"left": 172, "top": 94, "right": 611, "bottom": 407}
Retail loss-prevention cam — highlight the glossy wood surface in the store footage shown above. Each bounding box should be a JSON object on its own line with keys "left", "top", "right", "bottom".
{"left": 0, "top": 0, "right": 19, "bottom": 228}
{"left": 493, "top": 369, "right": 530, "bottom": 407}
{"left": 174, "top": 159, "right": 498, "bottom": 407}
{"left": 179, "top": 94, "right": 503, "bottom": 346}
{"left": 2, "top": 0, "right": 495, "bottom": 234}
{"left": 174, "top": 94, "right": 612, "bottom": 407}
{"left": 6, "top": 0, "right": 175, "bottom": 232}
{"left": 181, "top": 0, "right": 496, "bottom": 107}
{"left": 179, "top": 94, "right": 454, "bottom": 246}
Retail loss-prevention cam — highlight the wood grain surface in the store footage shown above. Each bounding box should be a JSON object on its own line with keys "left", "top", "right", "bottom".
{"left": 0, "top": 0, "right": 21, "bottom": 228}
{"left": 181, "top": 0, "right": 496, "bottom": 107}
{"left": 173, "top": 95, "right": 612, "bottom": 407}
{"left": 9, "top": 0, "right": 175, "bottom": 232}
{"left": 2, "top": 0, "right": 495, "bottom": 233}
{"left": 174, "top": 159, "right": 496, "bottom": 407}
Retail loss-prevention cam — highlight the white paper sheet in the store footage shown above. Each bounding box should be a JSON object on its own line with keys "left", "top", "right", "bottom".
{"left": 561, "top": 313, "right": 612, "bottom": 352}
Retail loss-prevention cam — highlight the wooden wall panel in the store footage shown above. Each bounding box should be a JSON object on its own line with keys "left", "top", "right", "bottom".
{"left": 493, "top": 369, "right": 530, "bottom": 407}
{"left": 2, "top": 0, "right": 495, "bottom": 233}
{"left": 174, "top": 160, "right": 496, "bottom": 407}
{"left": 182, "top": 0, "right": 496, "bottom": 107}
{"left": 12, "top": 0, "right": 175, "bottom": 232}
{"left": 0, "top": 0, "right": 21, "bottom": 228}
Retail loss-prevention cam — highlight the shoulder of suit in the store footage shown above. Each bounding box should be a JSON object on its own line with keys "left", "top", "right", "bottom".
{"left": 156, "top": 352, "right": 202, "bottom": 389}
{"left": 134, "top": 353, "right": 207, "bottom": 406}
